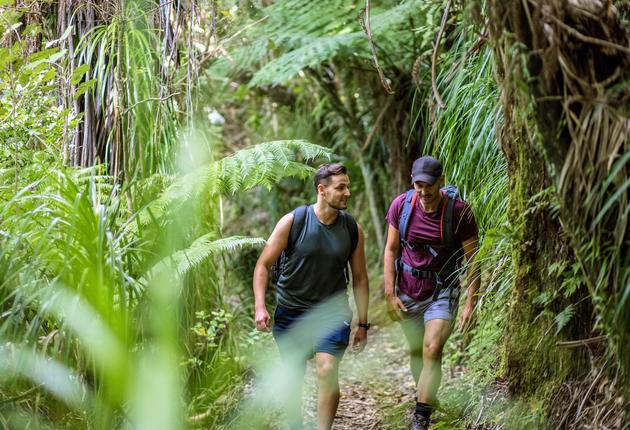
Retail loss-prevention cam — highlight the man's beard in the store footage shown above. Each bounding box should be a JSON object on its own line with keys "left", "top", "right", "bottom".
{"left": 327, "top": 199, "right": 347, "bottom": 211}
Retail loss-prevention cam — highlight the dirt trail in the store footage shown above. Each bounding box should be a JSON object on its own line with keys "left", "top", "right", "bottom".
{"left": 301, "top": 323, "right": 417, "bottom": 429}
{"left": 241, "top": 321, "right": 479, "bottom": 430}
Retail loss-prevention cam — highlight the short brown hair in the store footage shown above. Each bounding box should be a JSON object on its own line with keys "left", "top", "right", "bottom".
{"left": 314, "top": 163, "right": 347, "bottom": 190}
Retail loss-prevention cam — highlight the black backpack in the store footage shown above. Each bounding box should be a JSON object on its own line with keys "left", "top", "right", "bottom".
{"left": 397, "top": 185, "right": 465, "bottom": 300}
{"left": 271, "top": 205, "right": 359, "bottom": 285}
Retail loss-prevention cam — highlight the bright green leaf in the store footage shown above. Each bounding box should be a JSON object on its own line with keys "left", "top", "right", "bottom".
{"left": 71, "top": 64, "right": 90, "bottom": 85}
{"left": 73, "top": 79, "right": 97, "bottom": 99}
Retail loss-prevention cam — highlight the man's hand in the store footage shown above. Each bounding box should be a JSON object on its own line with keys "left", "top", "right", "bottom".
{"left": 255, "top": 306, "right": 271, "bottom": 331}
{"left": 351, "top": 327, "right": 367, "bottom": 353}
{"left": 386, "top": 293, "right": 407, "bottom": 321}
{"left": 458, "top": 302, "right": 474, "bottom": 332}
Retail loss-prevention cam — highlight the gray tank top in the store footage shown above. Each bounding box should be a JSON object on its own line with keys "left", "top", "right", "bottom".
{"left": 276, "top": 205, "right": 353, "bottom": 312}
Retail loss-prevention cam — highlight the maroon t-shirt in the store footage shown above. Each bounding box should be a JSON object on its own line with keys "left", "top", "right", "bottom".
{"left": 386, "top": 192, "right": 478, "bottom": 300}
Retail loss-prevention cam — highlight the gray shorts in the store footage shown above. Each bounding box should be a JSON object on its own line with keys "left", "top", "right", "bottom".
{"left": 397, "top": 286, "right": 460, "bottom": 325}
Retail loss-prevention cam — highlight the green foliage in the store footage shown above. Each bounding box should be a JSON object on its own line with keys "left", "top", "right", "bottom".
{"left": 75, "top": 2, "right": 180, "bottom": 177}
{"left": 209, "top": 0, "right": 432, "bottom": 87}
{"left": 425, "top": 43, "right": 507, "bottom": 232}
{"left": 0, "top": 8, "right": 75, "bottom": 152}
{"left": 130, "top": 139, "right": 331, "bottom": 232}
{"left": 217, "top": 140, "right": 331, "bottom": 193}
{"left": 144, "top": 236, "right": 265, "bottom": 283}
{"left": 0, "top": 131, "right": 328, "bottom": 426}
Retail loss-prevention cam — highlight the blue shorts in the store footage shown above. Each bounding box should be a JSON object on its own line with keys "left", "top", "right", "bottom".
{"left": 272, "top": 305, "right": 351, "bottom": 359}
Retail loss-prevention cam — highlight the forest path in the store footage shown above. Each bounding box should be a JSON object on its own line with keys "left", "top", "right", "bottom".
{"left": 243, "top": 319, "right": 486, "bottom": 429}
{"left": 301, "top": 323, "right": 419, "bottom": 429}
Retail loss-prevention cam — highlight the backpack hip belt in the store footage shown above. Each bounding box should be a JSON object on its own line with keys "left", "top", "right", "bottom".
{"left": 396, "top": 258, "right": 458, "bottom": 301}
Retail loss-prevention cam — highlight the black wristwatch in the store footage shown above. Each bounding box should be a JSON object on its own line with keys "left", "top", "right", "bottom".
{"left": 358, "top": 322, "right": 371, "bottom": 330}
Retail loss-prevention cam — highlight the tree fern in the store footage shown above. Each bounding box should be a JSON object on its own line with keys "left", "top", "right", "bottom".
{"left": 217, "top": 139, "right": 331, "bottom": 194}
{"left": 143, "top": 236, "right": 265, "bottom": 283}
{"left": 209, "top": 0, "right": 427, "bottom": 87}
{"left": 130, "top": 140, "right": 331, "bottom": 232}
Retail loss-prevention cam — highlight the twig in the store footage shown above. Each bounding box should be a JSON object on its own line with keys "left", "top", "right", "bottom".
{"left": 556, "top": 335, "right": 607, "bottom": 348}
{"left": 211, "top": 0, "right": 217, "bottom": 37}
{"left": 431, "top": 0, "right": 452, "bottom": 109}
{"left": 557, "top": 383, "right": 579, "bottom": 428}
{"left": 575, "top": 361, "right": 608, "bottom": 424}
{"left": 361, "top": 97, "right": 393, "bottom": 151}
{"left": 359, "top": 0, "right": 394, "bottom": 94}
{"left": 543, "top": 10, "right": 630, "bottom": 55}
{"left": 474, "top": 394, "right": 485, "bottom": 426}
{"left": 122, "top": 92, "right": 182, "bottom": 114}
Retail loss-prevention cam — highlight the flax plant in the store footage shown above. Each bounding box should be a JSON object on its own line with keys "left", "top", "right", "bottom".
{"left": 0, "top": 136, "right": 331, "bottom": 428}
{"left": 414, "top": 28, "right": 515, "bottom": 425}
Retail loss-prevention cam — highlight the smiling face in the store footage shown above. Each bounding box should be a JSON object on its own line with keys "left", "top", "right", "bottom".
{"left": 318, "top": 174, "right": 351, "bottom": 210}
{"left": 413, "top": 176, "right": 444, "bottom": 209}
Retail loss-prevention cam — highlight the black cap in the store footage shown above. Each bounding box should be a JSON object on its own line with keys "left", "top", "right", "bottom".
{"left": 411, "top": 156, "right": 443, "bottom": 185}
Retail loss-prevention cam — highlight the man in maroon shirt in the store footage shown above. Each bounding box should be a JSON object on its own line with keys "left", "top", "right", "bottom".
{"left": 383, "top": 156, "right": 480, "bottom": 430}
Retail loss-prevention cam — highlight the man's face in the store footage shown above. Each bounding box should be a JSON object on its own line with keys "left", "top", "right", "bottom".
{"left": 319, "top": 174, "right": 351, "bottom": 210}
{"left": 413, "top": 177, "right": 443, "bottom": 206}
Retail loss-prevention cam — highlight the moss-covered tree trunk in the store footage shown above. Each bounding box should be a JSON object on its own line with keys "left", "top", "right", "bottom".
{"left": 486, "top": 0, "right": 630, "bottom": 424}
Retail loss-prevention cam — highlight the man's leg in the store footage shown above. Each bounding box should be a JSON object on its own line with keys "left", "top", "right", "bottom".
{"left": 315, "top": 352, "right": 340, "bottom": 430}
{"left": 282, "top": 358, "right": 306, "bottom": 430}
{"left": 400, "top": 318, "right": 426, "bottom": 384}
{"left": 397, "top": 291, "right": 428, "bottom": 384}
{"left": 273, "top": 306, "right": 310, "bottom": 429}
{"left": 311, "top": 304, "right": 351, "bottom": 430}
{"left": 416, "top": 318, "right": 453, "bottom": 404}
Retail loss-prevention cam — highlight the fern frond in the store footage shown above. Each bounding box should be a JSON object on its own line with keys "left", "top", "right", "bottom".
{"left": 129, "top": 140, "right": 331, "bottom": 232}
{"left": 210, "top": 0, "right": 425, "bottom": 87}
{"left": 142, "top": 235, "right": 265, "bottom": 283}
{"left": 217, "top": 140, "right": 332, "bottom": 194}
{"left": 249, "top": 33, "right": 361, "bottom": 87}
{"left": 554, "top": 304, "right": 576, "bottom": 335}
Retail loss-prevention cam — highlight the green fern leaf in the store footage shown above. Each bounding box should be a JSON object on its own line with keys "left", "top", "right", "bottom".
{"left": 142, "top": 235, "right": 265, "bottom": 283}
{"left": 554, "top": 304, "right": 576, "bottom": 335}
{"left": 127, "top": 139, "right": 331, "bottom": 233}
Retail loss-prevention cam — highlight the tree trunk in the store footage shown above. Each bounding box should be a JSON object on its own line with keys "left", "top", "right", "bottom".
{"left": 486, "top": 0, "right": 630, "bottom": 423}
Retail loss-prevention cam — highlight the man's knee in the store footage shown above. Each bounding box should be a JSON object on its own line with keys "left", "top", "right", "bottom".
{"left": 316, "top": 355, "right": 339, "bottom": 383}
{"left": 423, "top": 341, "right": 444, "bottom": 361}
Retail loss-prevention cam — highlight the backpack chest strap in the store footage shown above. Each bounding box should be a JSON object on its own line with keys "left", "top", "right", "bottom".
{"left": 400, "top": 240, "right": 440, "bottom": 257}
{"left": 397, "top": 260, "right": 442, "bottom": 283}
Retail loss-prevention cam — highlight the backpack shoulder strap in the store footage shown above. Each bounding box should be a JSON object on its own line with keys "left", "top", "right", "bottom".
{"left": 440, "top": 196, "right": 457, "bottom": 252}
{"left": 343, "top": 212, "right": 359, "bottom": 255}
{"left": 399, "top": 190, "right": 417, "bottom": 244}
{"left": 286, "top": 205, "right": 308, "bottom": 253}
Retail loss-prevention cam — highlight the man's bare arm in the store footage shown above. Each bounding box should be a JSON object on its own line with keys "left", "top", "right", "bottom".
{"left": 383, "top": 224, "right": 407, "bottom": 320}
{"left": 253, "top": 213, "right": 293, "bottom": 331}
{"left": 350, "top": 224, "right": 369, "bottom": 324}
{"left": 349, "top": 224, "right": 369, "bottom": 352}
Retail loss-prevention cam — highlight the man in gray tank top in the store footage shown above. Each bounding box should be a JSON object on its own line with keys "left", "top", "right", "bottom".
{"left": 253, "top": 163, "right": 370, "bottom": 430}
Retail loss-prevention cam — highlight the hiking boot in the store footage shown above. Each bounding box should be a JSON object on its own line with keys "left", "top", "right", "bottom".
{"left": 411, "top": 412, "right": 430, "bottom": 430}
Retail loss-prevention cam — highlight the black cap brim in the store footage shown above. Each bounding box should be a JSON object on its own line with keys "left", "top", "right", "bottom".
{"left": 411, "top": 173, "right": 438, "bottom": 185}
